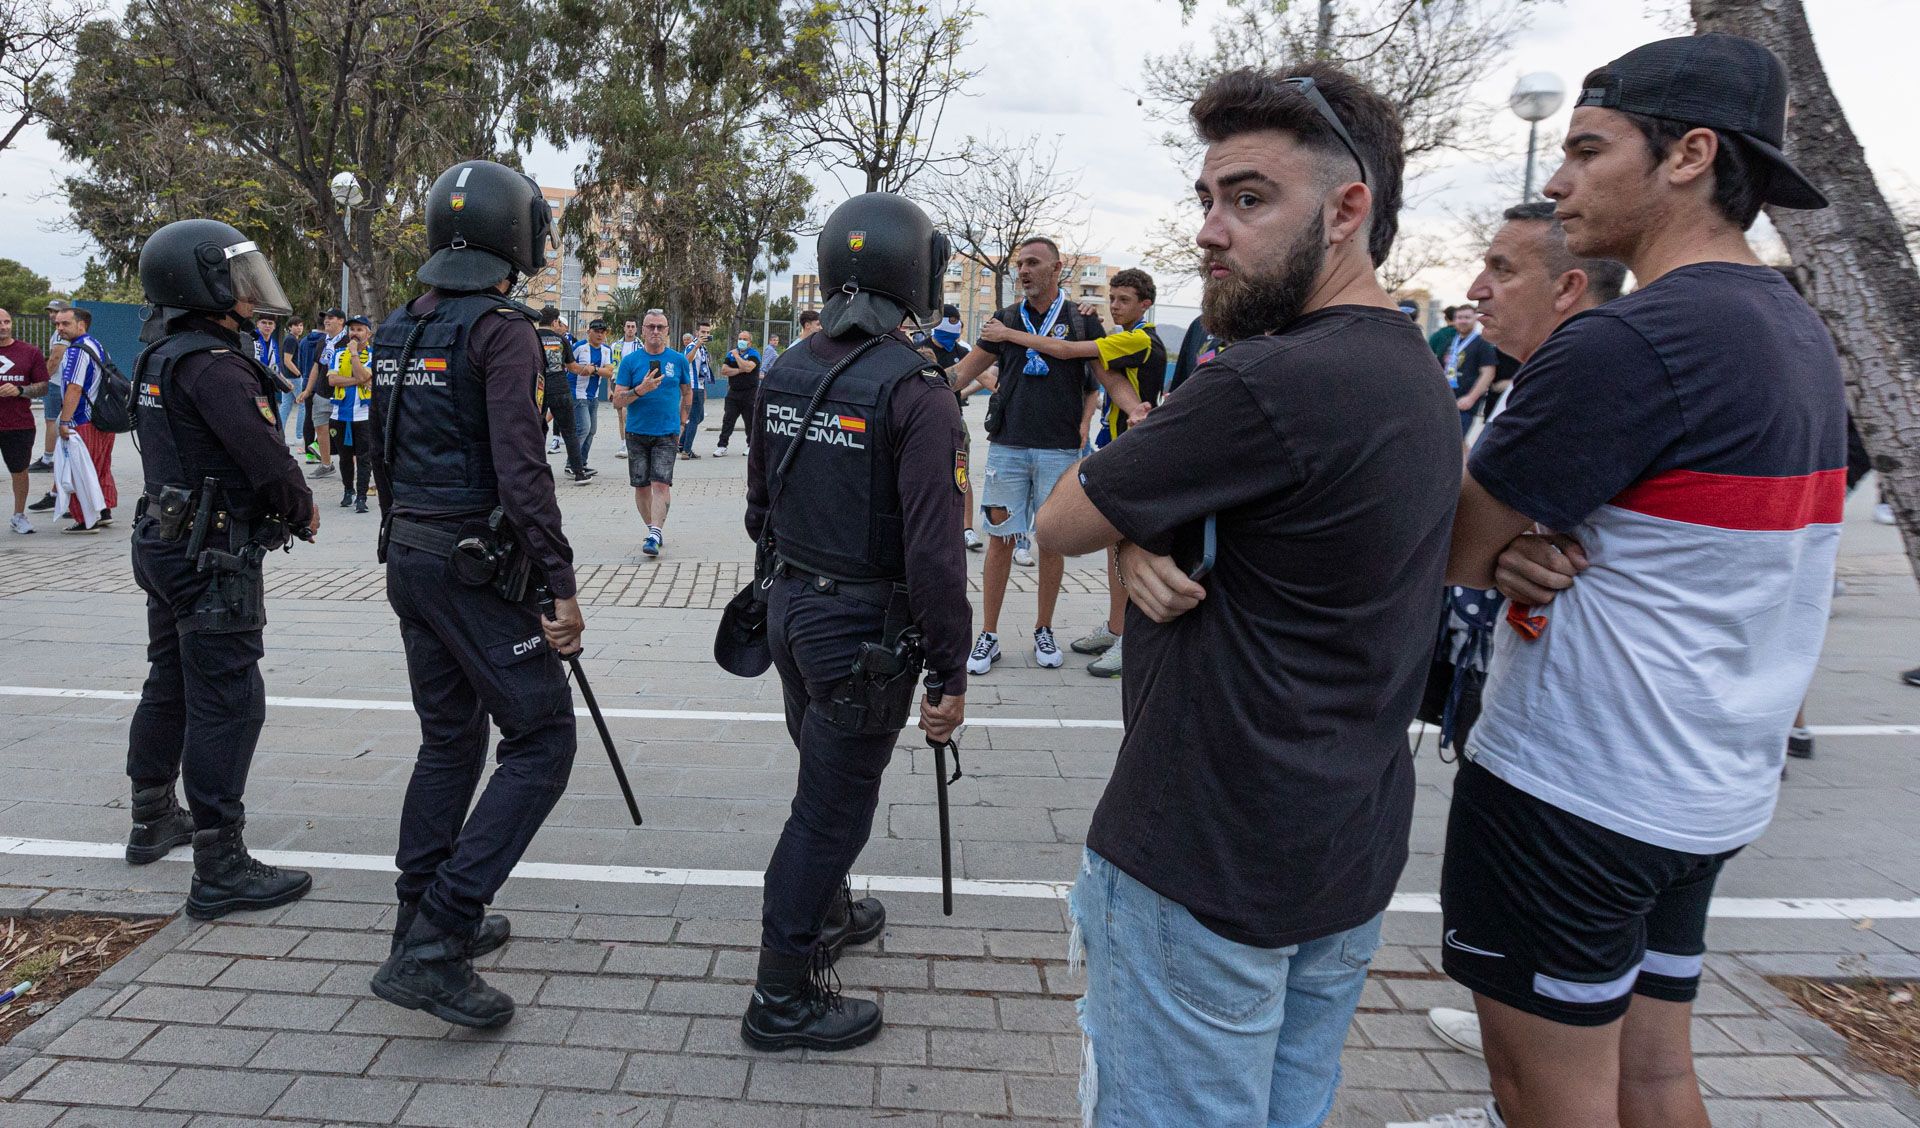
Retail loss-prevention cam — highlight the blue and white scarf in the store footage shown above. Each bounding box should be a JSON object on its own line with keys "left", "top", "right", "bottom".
{"left": 1019, "top": 291, "right": 1067, "bottom": 375}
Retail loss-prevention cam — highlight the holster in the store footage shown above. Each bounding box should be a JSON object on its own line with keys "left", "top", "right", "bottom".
{"left": 823, "top": 587, "right": 923, "bottom": 735}
{"left": 144, "top": 486, "right": 196, "bottom": 542}
{"left": 181, "top": 522, "right": 268, "bottom": 636}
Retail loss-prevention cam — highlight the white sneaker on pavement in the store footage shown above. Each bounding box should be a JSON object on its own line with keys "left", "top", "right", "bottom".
{"left": 1034, "top": 627, "right": 1063, "bottom": 668}
{"left": 1875, "top": 501, "right": 1897, "bottom": 525}
{"left": 1087, "top": 635, "right": 1122, "bottom": 678}
{"left": 548, "top": 435, "right": 562, "bottom": 454}
{"left": 616, "top": 448, "right": 628, "bottom": 459}
{"left": 966, "top": 631, "right": 1000, "bottom": 676}
{"left": 1013, "top": 536, "right": 1035, "bottom": 567}
{"left": 712, "top": 445, "right": 729, "bottom": 457}
{"left": 1426, "top": 1007, "right": 1484, "bottom": 1058}
{"left": 1070, "top": 624, "right": 1116, "bottom": 655}
{"left": 963, "top": 527, "right": 983, "bottom": 552}
{"left": 8, "top": 514, "right": 33, "bottom": 535}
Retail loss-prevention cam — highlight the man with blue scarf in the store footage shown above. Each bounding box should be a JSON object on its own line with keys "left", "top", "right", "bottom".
{"left": 328, "top": 315, "right": 375, "bottom": 512}
{"left": 947, "top": 237, "right": 1147, "bottom": 676}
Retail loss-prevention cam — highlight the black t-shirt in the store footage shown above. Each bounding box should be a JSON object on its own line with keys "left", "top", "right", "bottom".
{"left": 1078, "top": 305, "right": 1461, "bottom": 947}
{"left": 981, "top": 299, "right": 1103, "bottom": 450}
{"left": 1443, "top": 332, "right": 1497, "bottom": 393}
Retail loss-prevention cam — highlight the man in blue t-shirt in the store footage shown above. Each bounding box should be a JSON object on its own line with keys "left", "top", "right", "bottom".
{"left": 611, "top": 309, "right": 692, "bottom": 557}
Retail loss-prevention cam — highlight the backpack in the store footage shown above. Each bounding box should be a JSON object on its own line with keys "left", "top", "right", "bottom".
{"left": 71, "top": 339, "right": 137, "bottom": 434}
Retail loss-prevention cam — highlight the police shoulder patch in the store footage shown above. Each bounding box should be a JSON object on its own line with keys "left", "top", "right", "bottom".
{"left": 953, "top": 447, "right": 969, "bottom": 493}
{"left": 254, "top": 395, "right": 275, "bottom": 424}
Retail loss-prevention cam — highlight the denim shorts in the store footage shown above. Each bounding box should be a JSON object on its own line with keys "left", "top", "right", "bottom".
{"left": 1067, "top": 848, "right": 1382, "bottom": 1128}
{"left": 979, "top": 443, "right": 1079, "bottom": 539}
{"left": 625, "top": 432, "right": 677, "bottom": 487}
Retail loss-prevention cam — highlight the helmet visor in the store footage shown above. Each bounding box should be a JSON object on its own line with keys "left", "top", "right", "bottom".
{"left": 224, "top": 242, "right": 293, "bottom": 317}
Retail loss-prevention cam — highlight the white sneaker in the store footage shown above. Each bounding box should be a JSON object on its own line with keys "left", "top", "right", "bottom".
{"left": 1034, "top": 627, "right": 1063, "bottom": 668}
{"left": 1013, "top": 536, "right": 1035, "bottom": 567}
{"left": 712, "top": 445, "right": 728, "bottom": 457}
{"left": 1087, "top": 635, "right": 1122, "bottom": 678}
{"left": 963, "top": 527, "right": 983, "bottom": 552}
{"left": 616, "top": 448, "right": 628, "bottom": 459}
{"left": 1070, "top": 624, "right": 1116, "bottom": 656}
{"left": 1426, "top": 1007, "right": 1484, "bottom": 1059}
{"left": 8, "top": 514, "right": 33, "bottom": 535}
{"left": 1875, "top": 501, "right": 1897, "bottom": 525}
{"left": 1389, "top": 1101, "right": 1501, "bottom": 1128}
{"left": 548, "top": 435, "right": 563, "bottom": 454}
{"left": 967, "top": 631, "right": 1000, "bottom": 675}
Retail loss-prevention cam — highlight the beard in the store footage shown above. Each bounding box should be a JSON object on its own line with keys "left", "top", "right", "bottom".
{"left": 1200, "top": 213, "right": 1327, "bottom": 342}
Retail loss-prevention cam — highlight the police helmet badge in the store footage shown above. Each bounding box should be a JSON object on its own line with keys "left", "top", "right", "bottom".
{"left": 848, "top": 230, "right": 866, "bottom": 252}
{"left": 451, "top": 192, "right": 466, "bottom": 211}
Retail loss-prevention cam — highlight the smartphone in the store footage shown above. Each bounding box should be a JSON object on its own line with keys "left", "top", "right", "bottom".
{"left": 1187, "top": 514, "right": 1217, "bottom": 581}
{"left": 649, "top": 358, "right": 662, "bottom": 377}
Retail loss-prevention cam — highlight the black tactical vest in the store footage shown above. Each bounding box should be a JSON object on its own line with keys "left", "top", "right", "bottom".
{"left": 134, "top": 324, "right": 280, "bottom": 521}
{"left": 760, "top": 336, "right": 929, "bottom": 582}
{"left": 372, "top": 292, "right": 537, "bottom": 517}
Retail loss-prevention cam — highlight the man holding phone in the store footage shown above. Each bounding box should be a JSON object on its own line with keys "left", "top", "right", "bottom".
{"left": 611, "top": 309, "right": 692, "bottom": 557}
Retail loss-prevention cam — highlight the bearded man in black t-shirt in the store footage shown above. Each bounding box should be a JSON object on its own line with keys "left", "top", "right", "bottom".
{"left": 1036, "top": 63, "right": 1459, "bottom": 1128}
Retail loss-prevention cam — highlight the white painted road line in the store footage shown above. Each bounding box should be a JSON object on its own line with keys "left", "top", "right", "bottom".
{"left": 3, "top": 685, "right": 1918, "bottom": 737}
{"left": 0, "top": 836, "right": 1915, "bottom": 920}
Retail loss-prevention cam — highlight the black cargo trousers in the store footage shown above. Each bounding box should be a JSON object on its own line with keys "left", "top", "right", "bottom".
{"left": 385, "top": 533, "right": 577, "bottom": 933}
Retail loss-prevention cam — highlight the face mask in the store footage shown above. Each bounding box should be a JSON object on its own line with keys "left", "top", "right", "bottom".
{"left": 737, "top": 340, "right": 751, "bottom": 350}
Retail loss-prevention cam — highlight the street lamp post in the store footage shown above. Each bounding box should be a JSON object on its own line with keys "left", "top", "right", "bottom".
{"left": 330, "top": 172, "right": 365, "bottom": 313}
{"left": 1508, "top": 72, "right": 1567, "bottom": 202}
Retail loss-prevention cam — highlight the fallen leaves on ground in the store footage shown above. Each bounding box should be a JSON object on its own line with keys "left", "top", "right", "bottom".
{"left": 0, "top": 914, "right": 167, "bottom": 1044}
{"left": 1777, "top": 977, "right": 1920, "bottom": 1092}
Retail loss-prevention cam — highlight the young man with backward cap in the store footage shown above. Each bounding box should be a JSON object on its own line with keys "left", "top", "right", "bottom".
{"left": 1417, "top": 34, "right": 1843, "bottom": 1128}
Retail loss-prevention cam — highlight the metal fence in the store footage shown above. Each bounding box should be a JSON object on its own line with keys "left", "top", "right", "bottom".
{"left": 11, "top": 312, "right": 53, "bottom": 354}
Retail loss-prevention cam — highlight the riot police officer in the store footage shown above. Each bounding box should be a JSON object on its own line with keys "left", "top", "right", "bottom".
{"left": 735, "top": 193, "right": 970, "bottom": 1051}
{"left": 125, "top": 219, "right": 317, "bottom": 919}
{"left": 366, "top": 159, "right": 585, "bottom": 1030}
{"left": 534, "top": 305, "right": 586, "bottom": 483}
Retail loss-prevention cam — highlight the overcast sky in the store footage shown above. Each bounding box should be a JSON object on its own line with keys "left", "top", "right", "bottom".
{"left": 5, "top": 0, "right": 1915, "bottom": 311}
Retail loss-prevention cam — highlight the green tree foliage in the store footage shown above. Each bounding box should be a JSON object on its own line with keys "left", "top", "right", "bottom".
{"left": 713, "top": 130, "right": 813, "bottom": 333}
{"left": 50, "top": 0, "right": 544, "bottom": 318}
{"left": 543, "top": 0, "right": 829, "bottom": 330}
{"left": 71, "top": 258, "right": 144, "bottom": 303}
{"left": 0, "top": 258, "right": 52, "bottom": 313}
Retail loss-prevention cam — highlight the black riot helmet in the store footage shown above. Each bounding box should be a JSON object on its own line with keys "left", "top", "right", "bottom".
{"left": 139, "top": 219, "right": 294, "bottom": 319}
{"left": 817, "top": 192, "right": 949, "bottom": 320}
{"left": 418, "top": 160, "right": 551, "bottom": 291}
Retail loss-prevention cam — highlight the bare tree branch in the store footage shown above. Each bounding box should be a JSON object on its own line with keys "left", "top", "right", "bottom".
{"left": 925, "top": 131, "right": 1089, "bottom": 318}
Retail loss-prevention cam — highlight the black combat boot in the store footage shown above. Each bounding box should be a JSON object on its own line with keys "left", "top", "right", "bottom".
{"left": 370, "top": 912, "right": 515, "bottom": 1029}
{"left": 125, "top": 782, "right": 194, "bottom": 865}
{"left": 391, "top": 899, "right": 511, "bottom": 958}
{"left": 819, "top": 880, "right": 886, "bottom": 961}
{"left": 740, "top": 946, "right": 883, "bottom": 1052}
{"left": 185, "top": 824, "right": 313, "bottom": 920}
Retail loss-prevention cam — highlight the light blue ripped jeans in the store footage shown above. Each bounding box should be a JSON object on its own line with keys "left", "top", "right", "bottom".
{"left": 1067, "top": 847, "right": 1382, "bottom": 1128}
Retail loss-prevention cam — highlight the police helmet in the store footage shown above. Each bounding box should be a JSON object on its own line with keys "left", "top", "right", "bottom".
{"left": 419, "top": 160, "right": 551, "bottom": 291}
{"left": 139, "top": 219, "right": 294, "bottom": 319}
{"left": 817, "top": 193, "right": 949, "bottom": 320}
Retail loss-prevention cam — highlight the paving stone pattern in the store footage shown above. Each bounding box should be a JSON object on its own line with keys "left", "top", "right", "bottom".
{"left": 0, "top": 419, "right": 1915, "bottom": 1123}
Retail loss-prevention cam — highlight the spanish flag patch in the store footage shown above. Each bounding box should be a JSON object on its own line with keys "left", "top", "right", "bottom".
{"left": 836, "top": 415, "right": 867, "bottom": 433}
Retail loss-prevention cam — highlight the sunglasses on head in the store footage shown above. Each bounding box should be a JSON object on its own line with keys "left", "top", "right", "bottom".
{"left": 1282, "top": 76, "right": 1368, "bottom": 187}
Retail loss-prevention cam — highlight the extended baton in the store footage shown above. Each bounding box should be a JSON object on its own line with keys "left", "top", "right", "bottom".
{"left": 923, "top": 671, "right": 963, "bottom": 916}
{"left": 541, "top": 591, "right": 643, "bottom": 827}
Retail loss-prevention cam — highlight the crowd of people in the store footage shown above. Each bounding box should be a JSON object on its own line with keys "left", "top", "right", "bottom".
{"left": 11, "top": 25, "right": 1920, "bottom": 1128}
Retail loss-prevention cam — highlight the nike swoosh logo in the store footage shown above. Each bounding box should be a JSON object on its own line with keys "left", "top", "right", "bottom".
{"left": 1444, "top": 929, "right": 1505, "bottom": 959}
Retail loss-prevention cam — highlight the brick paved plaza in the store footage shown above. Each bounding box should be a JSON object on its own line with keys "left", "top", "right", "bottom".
{"left": 0, "top": 418, "right": 1915, "bottom": 1127}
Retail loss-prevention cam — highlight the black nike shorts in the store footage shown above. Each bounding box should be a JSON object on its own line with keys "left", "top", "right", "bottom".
{"left": 1439, "top": 758, "right": 1740, "bottom": 1026}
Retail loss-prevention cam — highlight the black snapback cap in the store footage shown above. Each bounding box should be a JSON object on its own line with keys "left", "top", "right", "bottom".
{"left": 1577, "top": 33, "right": 1827, "bottom": 210}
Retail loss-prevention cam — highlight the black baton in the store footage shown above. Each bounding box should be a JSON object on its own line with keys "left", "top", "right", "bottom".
{"left": 924, "top": 671, "right": 962, "bottom": 916}
{"left": 541, "top": 591, "right": 643, "bottom": 827}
